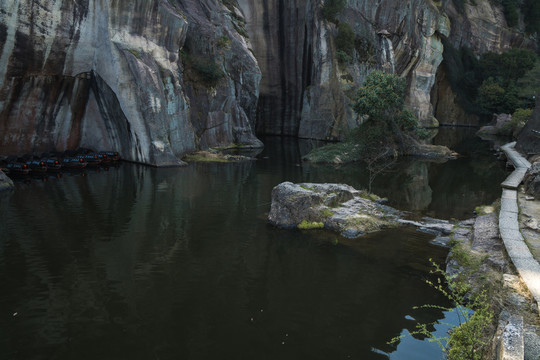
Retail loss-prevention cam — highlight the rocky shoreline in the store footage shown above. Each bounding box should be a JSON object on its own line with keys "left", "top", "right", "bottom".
{"left": 0, "top": 171, "right": 14, "bottom": 192}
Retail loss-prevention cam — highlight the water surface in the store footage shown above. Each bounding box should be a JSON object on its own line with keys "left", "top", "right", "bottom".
{"left": 0, "top": 129, "right": 506, "bottom": 359}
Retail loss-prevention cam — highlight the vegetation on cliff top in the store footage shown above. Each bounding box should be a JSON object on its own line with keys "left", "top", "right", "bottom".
{"left": 442, "top": 42, "right": 538, "bottom": 117}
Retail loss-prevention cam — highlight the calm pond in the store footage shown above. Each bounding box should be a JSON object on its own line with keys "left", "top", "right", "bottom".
{"left": 0, "top": 128, "right": 506, "bottom": 359}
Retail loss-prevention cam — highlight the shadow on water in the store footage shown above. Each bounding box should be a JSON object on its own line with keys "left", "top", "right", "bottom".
{"left": 0, "top": 129, "right": 504, "bottom": 359}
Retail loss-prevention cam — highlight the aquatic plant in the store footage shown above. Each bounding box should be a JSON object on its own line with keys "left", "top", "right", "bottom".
{"left": 388, "top": 261, "right": 494, "bottom": 360}
{"left": 297, "top": 220, "right": 324, "bottom": 230}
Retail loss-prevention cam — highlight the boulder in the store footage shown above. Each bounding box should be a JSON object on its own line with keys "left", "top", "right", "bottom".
{"left": 523, "top": 162, "right": 540, "bottom": 200}
{"left": 268, "top": 182, "right": 400, "bottom": 238}
{"left": 0, "top": 171, "right": 14, "bottom": 192}
{"left": 477, "top": 114, "right": 512, "bottom": 136}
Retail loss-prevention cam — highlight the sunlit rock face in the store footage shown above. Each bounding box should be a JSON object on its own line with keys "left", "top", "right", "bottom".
{"left": 238, "top": 0, "right": 450, "bottom": 134}
{"left": 238, "top": 0, "right": 531, "bottom": 135}
{"left": 0, "top": 0, "right": 261, "bottom": 166}
{"left": 445, "top": 0, "right": 530, "bottom": 53}
{"left": 0, "top": 0, "right": 532, "bottom": 159}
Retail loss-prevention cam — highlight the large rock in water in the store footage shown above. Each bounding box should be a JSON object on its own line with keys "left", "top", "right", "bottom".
{"left": 268, "top": 182, "right": 400, "bottom": 238}
{"left": 0, "top": 171, "right": 14, "bottom": 192}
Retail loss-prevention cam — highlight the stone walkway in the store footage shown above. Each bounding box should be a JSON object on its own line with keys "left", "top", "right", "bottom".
{"left": 499, "top": 142, "right": 540, "bottom": 313}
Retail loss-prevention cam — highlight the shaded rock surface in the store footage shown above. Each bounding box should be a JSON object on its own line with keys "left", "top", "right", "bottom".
{"left": 0, "top": 0, "right": 262, "bottom": 166}
{"left": 473, "top": 213, "right": 508, "bottom": 272}
{"left": 239, "top": 0, "right": 532, "bottom": 135}
{"left": 517, "top": 97, "right": 540, "bottom": 156}
{"left": 268, "top": 182, "right": 400, "bottom": 238}
{"left": 0, "top": 171, "right": 14, "bottom": 192}
{"left": 477, "top": 114, "right": 512, "bottom": 136}
{"left": 523, "top": 163, "right": 540, "bottom": 200}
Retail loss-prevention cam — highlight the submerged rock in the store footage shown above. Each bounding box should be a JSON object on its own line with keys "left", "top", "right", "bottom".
{"left": 183, "top": 150, "right": 255, "bottom": 163}
{"left": 268, "top": 182, "right": 401, "bottom": 238}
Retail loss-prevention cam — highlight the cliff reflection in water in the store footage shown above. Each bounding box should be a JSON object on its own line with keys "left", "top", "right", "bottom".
{"left": 0, "top": 130, "right": 504, "bottom": 359}
{"left": 301, "top": 127, "right": 506, "bottom": 219}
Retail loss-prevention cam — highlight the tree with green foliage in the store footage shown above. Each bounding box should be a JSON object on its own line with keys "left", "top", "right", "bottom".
{"left": 523, "top": 0, "right": 540, "bottom": 34}
{"left": 351, "top": 71, "right": 425, "bottom": 188}
{"left": 479, "top": 49, "right": 537, "bottom": 84}
{"left": 501, "top": 108, "right": 534, "bottom": 137}
{"left": 352, "top": 71, "right": 423, "bottom": 143}
{"left": 474, "top": 49, "right": 537, "bottom": 115}
{"left": 305, "top": 71, "right": 435, "bottom": 165}
{"left": 502, "top": 0, "right": 519, "bottom": 27}
{"left": 476, "top": 77, "right": 519, "bottom": 114}
{"left": 321, "top": 0, "right": 345, "bottom": 22}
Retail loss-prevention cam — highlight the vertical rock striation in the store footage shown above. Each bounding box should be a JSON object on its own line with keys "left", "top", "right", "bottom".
{"left": 0, "top": 0, "right": 262, "bottom": 166}
{"left": 0, "top": 0, "right": 533, "bottom": 158}
{"left": 239, "top": 0, "right": 532, "bottom": 136}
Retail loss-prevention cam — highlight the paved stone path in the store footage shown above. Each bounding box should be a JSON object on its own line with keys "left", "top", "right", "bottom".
{"left": 500, "top": 142, "right": 540, "bottom": 314}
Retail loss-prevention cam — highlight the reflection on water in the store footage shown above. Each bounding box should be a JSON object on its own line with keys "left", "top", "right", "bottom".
{"left": 0, "top": 130, "right": 504, "bottom": 359}
{"left": 298, "top": 127, "right": 507, "bottom": 219}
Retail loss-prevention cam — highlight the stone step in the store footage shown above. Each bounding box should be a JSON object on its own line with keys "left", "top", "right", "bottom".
{"left": 501, "top": 142, "right": 532, "bottom": 169}
{"left": 502, "top": 168, "right": 528, "bottom": 190}
{"left": 499, "top": 315, "right": 524, "bottom": 360}
{"left": 524, "top": 324, "right": 540, "bottom": 360}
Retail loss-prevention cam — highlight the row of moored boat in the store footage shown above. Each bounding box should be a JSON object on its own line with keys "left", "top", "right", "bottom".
{"left": 1, "top": 150, "right": 121, "bottom": 176}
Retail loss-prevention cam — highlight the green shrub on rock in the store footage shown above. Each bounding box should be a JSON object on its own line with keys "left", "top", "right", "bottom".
{"left": 321, "top": 0, "right": 345, "bottom": 22}
{"left": 336, "top": 22, "right": 355, "bottom": 57}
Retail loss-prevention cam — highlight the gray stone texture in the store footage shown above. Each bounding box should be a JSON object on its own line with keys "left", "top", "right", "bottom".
{"left": 500, "top": 142, "right": 540, "bottom": 315}
{"left": 268, "top": 182, "right": 401, "bottom": 237}
{"left": 499, "top": 315, "right": 524, "bottom": 360}
{"left": 0, "top": 171, "right": 14, "bottom": 192}
{"left": 0, "top": 0, "right": 530, "bottom": 160}
{"left": 0, "top": 0, "right": 262, "bottom": 166}
{"left": 523, "top": 163, "right": 540, "bottom": 200}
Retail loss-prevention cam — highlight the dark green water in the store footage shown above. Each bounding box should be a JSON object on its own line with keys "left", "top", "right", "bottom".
{"left": 0, "top": 129, "right": 506, "bottom": 359}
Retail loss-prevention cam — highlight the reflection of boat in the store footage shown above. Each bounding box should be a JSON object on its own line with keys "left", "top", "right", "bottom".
{"left": 25, "top": 159, "right": 47, "bottom": 173}
{"left": 532, "top": 129, "right": 540, "bottom": 138}
{"left": 42, "top": 158, "right": 62, "bottom": 171}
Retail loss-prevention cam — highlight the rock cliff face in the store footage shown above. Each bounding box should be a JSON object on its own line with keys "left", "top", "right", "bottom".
{"left": 0, "top": 0, "right": 532, "bottom": 162}
{"left": 0, "top": 0, "right": 261, "bottom": 166}
{"left": 239, "top": 0, "right": 531, "bottom": 136}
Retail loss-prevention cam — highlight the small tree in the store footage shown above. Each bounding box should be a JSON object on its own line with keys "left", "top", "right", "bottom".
{"left": 351, "top": 71, "right": 423, "bottom": 192}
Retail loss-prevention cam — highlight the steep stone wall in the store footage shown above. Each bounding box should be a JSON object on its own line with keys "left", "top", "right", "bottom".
{"left": 238, "top": 0, "right": 454, "bottom": 137}
{"left": 0, "top": 0, "right": 533, "bottom": 158}
{"left": 0, "top": 0, "right": 261, "bottom": 166}
{"left": 239, "top": 0, "right": 531, "bottom": 137}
